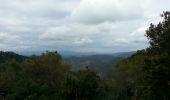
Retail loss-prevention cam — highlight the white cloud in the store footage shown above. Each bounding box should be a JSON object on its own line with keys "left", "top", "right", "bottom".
{"left": 73, "top": 37, "right": 93, "bottom": 44}
{"left": 39, "top": 23, "right": 111, "bottom": 43}
{"left": 70, "top": 0, "right": 144, "bottom": 24}
{"left": 0, "top": 32, "right": 18, "bottom": 44}
{"left": 0, "top": 32, "right": 25, "bottom": 51}
{"left": 130, "top": 27, "right": 147, "bottom": 37}
{"left": 0, "top": 0, "right": 170, "bottom": 53}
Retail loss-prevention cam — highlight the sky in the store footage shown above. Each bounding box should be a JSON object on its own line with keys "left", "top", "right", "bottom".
{"left": 0, "top": 0, "right": 170, "bottom": 53}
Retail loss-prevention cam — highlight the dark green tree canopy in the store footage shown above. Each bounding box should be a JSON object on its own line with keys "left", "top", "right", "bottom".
{"left": 146, "top": 11, "right": 170, "bottom": 53}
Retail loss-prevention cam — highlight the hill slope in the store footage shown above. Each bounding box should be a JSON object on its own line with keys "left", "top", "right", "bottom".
{"left": 64, "top": 52, "right": 135, "bottom": 77}
{"left": 0, "top": 51, "right": 27, "bottom": 64}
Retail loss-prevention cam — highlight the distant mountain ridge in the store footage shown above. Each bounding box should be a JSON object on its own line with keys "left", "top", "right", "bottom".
{"left": 0, "top": 50, "right": 135, "bottom": 77}
{"left": 63, "top": 51, "right": 135, "bottom": 77}
{"left": 17, "top": 50, "right": 135, "bottom": 57}
{"left": 17, "top": 50, "right": 97, "bottom": 57}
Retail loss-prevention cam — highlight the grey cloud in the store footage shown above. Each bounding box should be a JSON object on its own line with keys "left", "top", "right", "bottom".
{"left": 70, "top": 0, "right": 144, "bottom": 24}
{"left": 0, "top": 0, "right": 170, "bottom": 53}
{"left": 0, "top": 32, "right": 25, "bottom": 51}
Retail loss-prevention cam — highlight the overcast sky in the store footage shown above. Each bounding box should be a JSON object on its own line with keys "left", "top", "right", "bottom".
{"left": 0, "top": 0, "right": 170, "bottom": 53}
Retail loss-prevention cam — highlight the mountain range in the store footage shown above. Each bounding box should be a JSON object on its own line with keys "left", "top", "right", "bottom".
{"left": 16, "top": 50, "right": 134, "bottom": 57}
{"left": 0, "top": 51, "right": 135, "bottom": 77}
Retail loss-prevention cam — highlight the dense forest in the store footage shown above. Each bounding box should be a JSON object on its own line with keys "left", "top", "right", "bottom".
{"left": 0, "top": 11, "right": 170, "bottom": 100}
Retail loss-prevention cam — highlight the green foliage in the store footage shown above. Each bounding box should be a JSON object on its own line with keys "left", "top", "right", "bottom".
{"left": 0, "top": 52, "right": 109, "bottom": 100}
{"left": 0, "top": 51, "right": 71, "bottom": 100}
{"left": 21, "top": 51, "right": 70, "bottom": 86}
{"left": 76, "top": 67, "right": 100, "bottom": 100}
{"left": 141, "top": 11, "right": 170, "bottom": 100}
{"left": 0, "top": 11, "right": 170, "bottom": 100}
{"left": 0, "top": 51, "right": 26, "bottom": 64}
{"left": 115, "top": 11, "right": 170, "bottom": 100}
{"left": 63, "top": 67, "right": 102, "bottom": 100}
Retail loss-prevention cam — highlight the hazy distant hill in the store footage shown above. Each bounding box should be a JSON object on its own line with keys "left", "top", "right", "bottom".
{"left": 64, "top": 52, "right": 135, "bottom": 77}
{"left": 1, "top": 50, "right": 135, "bottom": 77}
{"left": 17, "top": 50, "right": 97, "bottom": 57}
{"left": 17, "top": 50, "right": 134, "bottom": 57}
{"left": 110, "top": 51, "right": 135, "bottom": 57}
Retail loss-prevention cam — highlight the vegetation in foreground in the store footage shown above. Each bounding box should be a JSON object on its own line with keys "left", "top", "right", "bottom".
{"left": 0, "top": 11, "right": 170, "bottom": 100}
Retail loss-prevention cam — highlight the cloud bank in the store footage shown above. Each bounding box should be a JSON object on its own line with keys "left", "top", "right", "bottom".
{"left": 0, "top": 0, "right": 170, "bottom": 53}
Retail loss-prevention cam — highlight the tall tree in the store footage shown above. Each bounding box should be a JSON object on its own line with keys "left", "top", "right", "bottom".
{"left": 141, "top": 11, "right": 170, "bottom": 100}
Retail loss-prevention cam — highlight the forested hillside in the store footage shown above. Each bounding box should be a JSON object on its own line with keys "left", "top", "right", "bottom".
{"left": 64, "top": 52, "right": 134, "bottom": 77}
{"left": 0, "top": 51, "right": 27, "bottom": 64}
{"left": 115, "top": 11, "right": 170, "bottom": 99}
{"left": 0, "top": 11, "right": 169, "bottom": 100}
